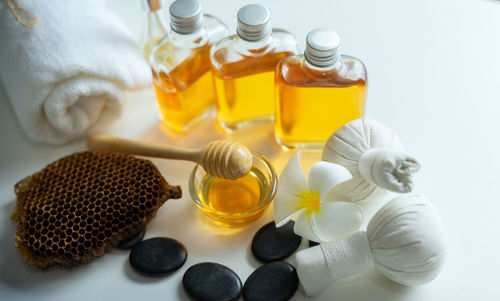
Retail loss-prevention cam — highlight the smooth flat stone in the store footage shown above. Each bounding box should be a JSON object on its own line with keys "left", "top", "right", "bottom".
{"left": 129, "top": 237, "right": 187, "bottom": 276}
{"left": 309, "top": 240, "right": 319, "bottom": 247}
{"left": 251, "top": 221, "right": 302, "bottom": 262}
{"left": 243, "top": 262, "right": 299, "bottom": 301}
{"left": 118, "top": 230, "right": 145, "bottom": 249}
{"left": 183, "top": 262, "right": 242, "bottom": 301}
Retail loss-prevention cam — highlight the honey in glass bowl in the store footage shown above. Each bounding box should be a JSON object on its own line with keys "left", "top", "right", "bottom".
{"left": 189, "top": 152, "right": 277, "bottom": 227}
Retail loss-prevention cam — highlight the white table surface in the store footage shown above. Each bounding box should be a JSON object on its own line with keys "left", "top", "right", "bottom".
{"left": 1, "top": 0, "right": 500, "bottom": 300}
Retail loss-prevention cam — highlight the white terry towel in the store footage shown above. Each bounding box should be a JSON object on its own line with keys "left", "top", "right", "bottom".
{"left": 0, "top": 0, "right": 151, "bottom": 144}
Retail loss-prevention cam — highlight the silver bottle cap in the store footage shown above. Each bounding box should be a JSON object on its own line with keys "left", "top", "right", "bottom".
{"left": 305, "top": 28, "right": 341, "bottom": 67}
{"left": 237, "top": 4, "right": 271, "bottom": 41}
{"left": 169, "top": 0, "right": 203, "bottom": 34}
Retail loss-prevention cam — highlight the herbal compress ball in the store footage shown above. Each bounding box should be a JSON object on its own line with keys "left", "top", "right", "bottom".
{"left": 12, "top": 151, "right": 182, "bottom": 269}
{"left": 322, "top": 118, "right": 420, "bottom": 201}
{"left": 295, "top": 194, "right": 446, "bottom": 296}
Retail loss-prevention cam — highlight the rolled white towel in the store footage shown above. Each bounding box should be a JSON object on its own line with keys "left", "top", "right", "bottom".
{"left": 0, "top": 0, "right": 151, "bottom": 144}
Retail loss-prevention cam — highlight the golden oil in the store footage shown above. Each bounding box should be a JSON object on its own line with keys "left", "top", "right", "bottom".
{"left": 275, "top": 60, "right": 367, "bottom": 148}
{"left": 149, "top": 2, "right": 229, "bottom": 132}
{"left": 197, "top": 167, "right": 271, "bottom": 226}
{"left": 212, "top": 52, "right": 293, "bottom": 131}
{"left": 210, "top": 4, "right": 298, "bottom": 131}
{"left": 274, "top": 29, "right": 368, "bottom": 149}
{"left": 153, "top": 45, "right": 215, "bottom": 132}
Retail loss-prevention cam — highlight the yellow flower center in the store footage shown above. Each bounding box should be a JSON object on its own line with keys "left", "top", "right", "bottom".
{"left": 295, "top": 190, "right": 321, "bottom": 214}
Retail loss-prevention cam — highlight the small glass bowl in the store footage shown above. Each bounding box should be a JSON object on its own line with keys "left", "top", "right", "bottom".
{"left": 189, "top": 152, "right": 277, "bottom": 227}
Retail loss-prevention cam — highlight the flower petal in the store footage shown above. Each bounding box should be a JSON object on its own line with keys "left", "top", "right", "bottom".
{"left": 274, "top": 152, "right": 310, "bottom": 227}
{"left": 279, "top": 152, "right": 309, "bottom": 194}
{"left": 274, "top": 190, "right": 306, "bottom": 227}
{"left": 308, "top": 161, "right": 352, "bottom": 201}
{"left": 310, "top": 202, "right": 363, "bottom": 241}
{"left": 293, "top": 210, "right": 322, "bottom": 242}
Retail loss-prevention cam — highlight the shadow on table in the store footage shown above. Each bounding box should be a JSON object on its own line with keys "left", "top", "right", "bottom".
{"left": 176, "top": 279, "right": 193, "bottom": 301}
{"left": 0, "top": 200, "right": 94, "bottom": 291}
{"left": 314, "top": 269, "right": 416, "bottom": 300}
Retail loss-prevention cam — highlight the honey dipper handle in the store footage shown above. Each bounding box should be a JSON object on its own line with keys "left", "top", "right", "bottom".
{"left": 87, "top": 134, "right": 202, "bottom": 163}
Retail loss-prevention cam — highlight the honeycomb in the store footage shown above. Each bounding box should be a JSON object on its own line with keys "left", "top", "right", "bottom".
{"left": 11, "top": 151, "right": 182, "bottom": 269}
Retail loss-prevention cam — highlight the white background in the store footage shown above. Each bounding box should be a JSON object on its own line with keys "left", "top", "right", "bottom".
{"left": 1, "top": 0, "right": 500, "bottom": 300}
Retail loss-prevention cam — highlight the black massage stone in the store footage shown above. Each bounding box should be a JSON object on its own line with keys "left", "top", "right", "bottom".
{"left": 183, "top": 262, "right": 242, "bottom": 301}
{"left": 118, "top": 230, "right": 145, "bottom": 249}
{"left": 243, "top": 261, "right": 299, "bottom": 301}
{"left": 129, "top": 237, "right": 187, "bottom": 276}
{"left": 251, "top": 221, "right": 302, "bottom": 262}
{"left": 309, "top": 240, "right": 319, "bottom": 247}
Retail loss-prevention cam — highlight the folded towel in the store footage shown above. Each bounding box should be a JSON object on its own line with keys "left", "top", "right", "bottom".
{"left": 0, "top": 0, "right": 151, "bottom": 144}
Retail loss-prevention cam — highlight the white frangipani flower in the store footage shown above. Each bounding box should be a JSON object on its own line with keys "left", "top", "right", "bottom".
{"left": 274, "top": 152, "right": 364, "bottom": 242}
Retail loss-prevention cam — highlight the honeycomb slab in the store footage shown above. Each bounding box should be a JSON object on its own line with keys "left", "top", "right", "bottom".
{"left": 11, "top": 151, "right": 182, "bottom": 269}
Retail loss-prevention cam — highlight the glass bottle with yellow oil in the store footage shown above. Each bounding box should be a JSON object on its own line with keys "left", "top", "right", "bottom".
{"left": 149, "top": 0, "right": 229, "bottom": 132}
{"left": 275, "top": 28, "right": 367, "bottom": 150}
{"left": 140, "top": 0, "right": 168, "bottom": 60}
{"left": 210, "top": 4, "right": 298, "bottom": 131}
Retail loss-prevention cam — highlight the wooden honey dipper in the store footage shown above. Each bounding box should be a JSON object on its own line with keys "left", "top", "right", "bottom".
{"left": 87, "top": 134, "right": 253, "bottom": 180}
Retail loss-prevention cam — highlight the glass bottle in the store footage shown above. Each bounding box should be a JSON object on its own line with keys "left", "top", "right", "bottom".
{"left": 275, "top": 28, "right": 368, "bottom": 150}
{"left": 210, "top": 4, "right": 298, "bottom": 131}
{"left": 150, "top": 0, "right": 229, "bottom": 132}
{"left": 140, "top": 0, "right": 169, "bottom": 60}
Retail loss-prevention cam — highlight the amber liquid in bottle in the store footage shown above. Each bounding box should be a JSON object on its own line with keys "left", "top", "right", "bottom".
{"left": 150, "top": 3, "right": 228, "bottom": 132}
{"left": 153, "top": 44, "right": 214, "bottom": 132}
{"left": 212, "top": 51, "right": 294, "bottom": 130}
{"left": 210, "top": 4, "right": 297, "bottom": 131}
{"left": 275, "top": 57, "right": 367, "bottom": 149}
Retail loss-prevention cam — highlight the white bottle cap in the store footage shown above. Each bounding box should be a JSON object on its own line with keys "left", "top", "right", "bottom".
{"left": 237, "top": 4, "right": 271, "bottom": 41}
{"left": 305, "top": 28, "right": 341, "bottom": 67}
{"left": 169, "top": 0, "right": 203, "bottom": 34}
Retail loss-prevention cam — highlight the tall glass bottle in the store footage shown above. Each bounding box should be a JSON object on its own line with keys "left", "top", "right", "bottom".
{"left": 140, "top": 0, "right": 169, "bottom": 60}
{"left": 275, "top": 28, "right": 368, "bottom": 150}
{"left": 210, "top": 4, "right": 298, "bottom": 131}
{"left": 150, "top": 0, "right": 229, "bottom": 132}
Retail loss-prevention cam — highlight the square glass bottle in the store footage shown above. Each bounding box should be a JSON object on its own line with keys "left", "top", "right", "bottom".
{"left": 210, "top": 4, "right": 298, "bottom": 131}
{"left": 140, "top": 0, "right": 168, "bottom": 60}
{"left": 149, "top": 0, "right": 228, "bottom": 132}
{"left": 275, "top": 28, "right": 367, "bottom": 149}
